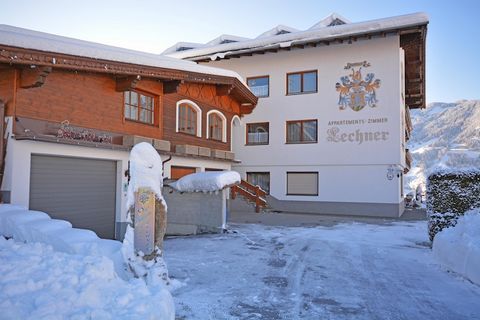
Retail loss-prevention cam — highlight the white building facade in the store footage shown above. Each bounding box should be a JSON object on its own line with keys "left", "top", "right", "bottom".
{"left": 167, "top": 13, "right": 428, "bottom": 217}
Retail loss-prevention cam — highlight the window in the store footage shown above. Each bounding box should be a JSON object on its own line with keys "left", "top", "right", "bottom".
{"left": 287, "top": 70, "right": 317, "bottom": 95}
{"left": 176, "top": 100, "right": 202, "bottom": 137}
{"left": 247, "top": 76, "right": 269, "bottom": 97}
{"left": 209, "top": 113, "right": 223, "bottom": 141}
{"left": 247, "top": 172, "right": 270, "bottom": 194}
{"left": 124, "top": 90, "right": 155, "bottom": 124}
{"left": 178, "top": 104, "right": 197, "bottom": 135}
{"left": 246, "top": 122, "right": 269, "bottom": 145}
{"left": 286, "top": 120, "right": 317, "bottom": 143}
{"left": 207, "top": 110, "right": 227, "bottom": 142}
{"left": 287, "top": 172, "right": 318, "bottom": 196}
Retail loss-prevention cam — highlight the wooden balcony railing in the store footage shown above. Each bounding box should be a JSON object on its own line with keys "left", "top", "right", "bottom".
{"left": 231, "top": 179, "right": 267, "bottom": 213}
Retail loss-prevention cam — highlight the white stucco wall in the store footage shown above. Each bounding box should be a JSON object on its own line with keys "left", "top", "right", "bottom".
{"left": 206, "top": 35, "right": 404, "bottom": 204}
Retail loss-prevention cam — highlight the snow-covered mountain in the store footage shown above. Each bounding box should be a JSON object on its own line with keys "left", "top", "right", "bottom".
{"left": 405, "top": 100, "right": 480, "bottom": 194}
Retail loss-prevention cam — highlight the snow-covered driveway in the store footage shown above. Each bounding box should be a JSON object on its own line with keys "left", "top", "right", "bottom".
{"left": 165, "top": 221, "right": 480, "bottom": 320}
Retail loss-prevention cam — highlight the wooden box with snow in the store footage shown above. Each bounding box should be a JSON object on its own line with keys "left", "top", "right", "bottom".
{"left": 164, "top": 171, "right": 240, "bottom": 235}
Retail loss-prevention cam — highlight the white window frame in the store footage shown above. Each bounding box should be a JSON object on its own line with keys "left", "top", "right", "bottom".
{"left": 176, "top": 99, "right": 202, "bottom": 137}
{"left": 206, "top": 110, "right": 227, "bottom": 143}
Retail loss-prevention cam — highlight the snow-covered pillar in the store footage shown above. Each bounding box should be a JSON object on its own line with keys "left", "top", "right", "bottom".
{"left": 126, "top": 142, "right": 167, "bottom": 260}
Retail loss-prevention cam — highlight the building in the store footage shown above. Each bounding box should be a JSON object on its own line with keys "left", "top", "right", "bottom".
{"left": 166, "top": 13, "right": 428, "bottom": 217}
{"left": 0, "top": 25, "right": 257, "bottom": 239}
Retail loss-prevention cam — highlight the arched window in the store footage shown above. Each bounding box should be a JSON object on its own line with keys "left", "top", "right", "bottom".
{"left": 209, "top": 113, "right": 223, "bottom": 141}
{"left": 178, "top": 104, "right": 197, "bottom": 135}
{"left": 176, "top": 100, "right": 202, "bottom": 137}
{"left": 206, "top": 110, "right": 227, "bottom": 142}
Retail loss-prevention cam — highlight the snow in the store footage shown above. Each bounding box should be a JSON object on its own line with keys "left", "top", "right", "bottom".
{"left": 164, "top": 221, "right": 480, "bottom": 319}
{"left": 162, "top": 41, "right": 204, "bottom": 55}
{"left": 169, "top": 170, "right": 241, "bottom": 193}
{"left": 0, "top": 236, "right": 174, "bottom": 320}
{"left": 206, "top": 34, "right": 251, "bottom": 46}
{"left": 0, "top": 203, "right": 175, "bottom": 319}
{"left": 256, "top": 25, "right": 300, "bottom": 39}
{"left": 126, "top": 142, "right": 165, "bottom": 210}
{"left": 308, "top": 13, "right": 351, "bottom": 29}
{"left": 0, "top": 24, "right": 244, "bottom": 81}
{"left": 433, "top": 209, "right": 480, "bottom": 286}
{"left": 166, "top": 12, "right": 428, "bottom": 59}
{"left": 122, "top": 142, "right": 180, "bottom": 301}
{"left": 405, "top": 100, "right": 480, "bottom": 195}
{"left": 0, "top": 204, "right": 125, "bottom": 276}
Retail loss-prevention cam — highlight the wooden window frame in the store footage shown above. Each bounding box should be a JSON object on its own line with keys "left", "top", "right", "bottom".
{"left": 176, "top": 99, "right": 202, "bottom": 137}
{"left": 206, "top": 110, "right": 227, "bottom": 143}
{"left": 285, "top": 119, "right": 318, "bottom": 144}
{"left": 178, "top": 104, "right": 197, "bottom": 136}
{"left": 286, "top": 171, "right": 319, "bottom": 196}
{"left": 123, "top": 89, "right": 158, "bottom": 126}
{"left": 286, "top": 70, "right": 318, "bottom": 95}
{"left": 247, "top": 75, "right": 270, "bottom": 98}
{"left": 246, "top": 122, "right": 270, "bottom": 146}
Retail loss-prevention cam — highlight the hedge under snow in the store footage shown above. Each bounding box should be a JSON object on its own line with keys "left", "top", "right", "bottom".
{"left": 426, "top": 169, "right": 480, "bottom": 241}
{"left": 433, "top": 209, "right": 480, "bottom": 286}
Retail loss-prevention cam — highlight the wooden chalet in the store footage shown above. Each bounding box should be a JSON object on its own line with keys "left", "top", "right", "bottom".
{"left": 0, "top": 25, "right": 257, "bottom": 239}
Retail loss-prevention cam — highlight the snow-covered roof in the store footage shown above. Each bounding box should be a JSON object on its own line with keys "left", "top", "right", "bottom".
{"left": 162, "top": 41, "right": 204, "bottom": 54}
{"left": 0, "top": 24, "right": 243, "bottom": 81}
{"left": 308, "top": 13, "right": 351, "bottom": 29}
{"left": 206, "top": 34, "right": 250, "bottom": 46}
{"left": 256, "top": 25, "right": 299, "bottom": 39}
{"left": 166, "top": 12, "right": 428, "bottom": 61}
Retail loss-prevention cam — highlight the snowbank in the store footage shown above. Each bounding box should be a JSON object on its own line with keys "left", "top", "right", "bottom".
{"left": 433, "top": 209, "right": 480, "bottom": 285}
{"left": 169, "top": 171, "right": 240, "bottom": 193}
{"left": 126, "top": 142, "right": 165, "bottom": 210}
{"left": 0, "top": 204, "right": 175, "bottom": 319}
{"left": 0, "top": 204, "right": 124, "bottom": 276}
{"left": 0, "top": 236, "right": 174, "bottom": 320}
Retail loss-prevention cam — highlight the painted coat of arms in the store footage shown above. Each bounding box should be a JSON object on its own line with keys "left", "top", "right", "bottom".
{"left": 335, "top": 61, "right": 381, "bottom": 112}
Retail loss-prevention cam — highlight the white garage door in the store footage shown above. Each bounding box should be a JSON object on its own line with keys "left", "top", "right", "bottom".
{"left": 29, "top": 155, "right": 117, "bottom": 239}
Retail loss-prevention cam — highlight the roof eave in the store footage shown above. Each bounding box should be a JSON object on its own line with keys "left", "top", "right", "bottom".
{"left": 0, "top": 44, "right": 257, "bottom": 107}
{"left": 185, "top": 22, "right": 428, "bottom": 62}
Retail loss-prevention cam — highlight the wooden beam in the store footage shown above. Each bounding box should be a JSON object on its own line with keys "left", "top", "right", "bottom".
{"left": 216, "top": 84, "right": 234, "bottom": 96}
{"left": 162, "top": 80, "right": 182, "bottom": 94}
{"left": 115, "top": 76, "right": 139, "bottom": 92}
{"left": 19, "top": 66, "right": 51, "bottom": 89}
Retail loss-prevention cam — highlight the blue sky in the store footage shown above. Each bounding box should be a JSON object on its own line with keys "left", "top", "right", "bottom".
{"left": 1, "top": 0, "right": 479, "bottom": 103}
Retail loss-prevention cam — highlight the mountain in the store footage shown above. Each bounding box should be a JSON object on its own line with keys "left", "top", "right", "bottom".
{"left": 405, "top": 100, "right": 480, "bottom": 195}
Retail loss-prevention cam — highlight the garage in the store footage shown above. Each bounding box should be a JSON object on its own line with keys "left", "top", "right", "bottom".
{"left": 29, "top": 155, "right": 117, "bottom": 239}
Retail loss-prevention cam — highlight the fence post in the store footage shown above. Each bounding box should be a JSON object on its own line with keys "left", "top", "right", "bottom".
{"left": 255, "top": 185, "right": 260, "bottom": 213}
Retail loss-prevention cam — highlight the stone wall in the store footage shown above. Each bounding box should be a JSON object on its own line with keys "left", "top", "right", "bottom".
{"left": 163, "top": 186, "right": 226, "bottom": 235}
